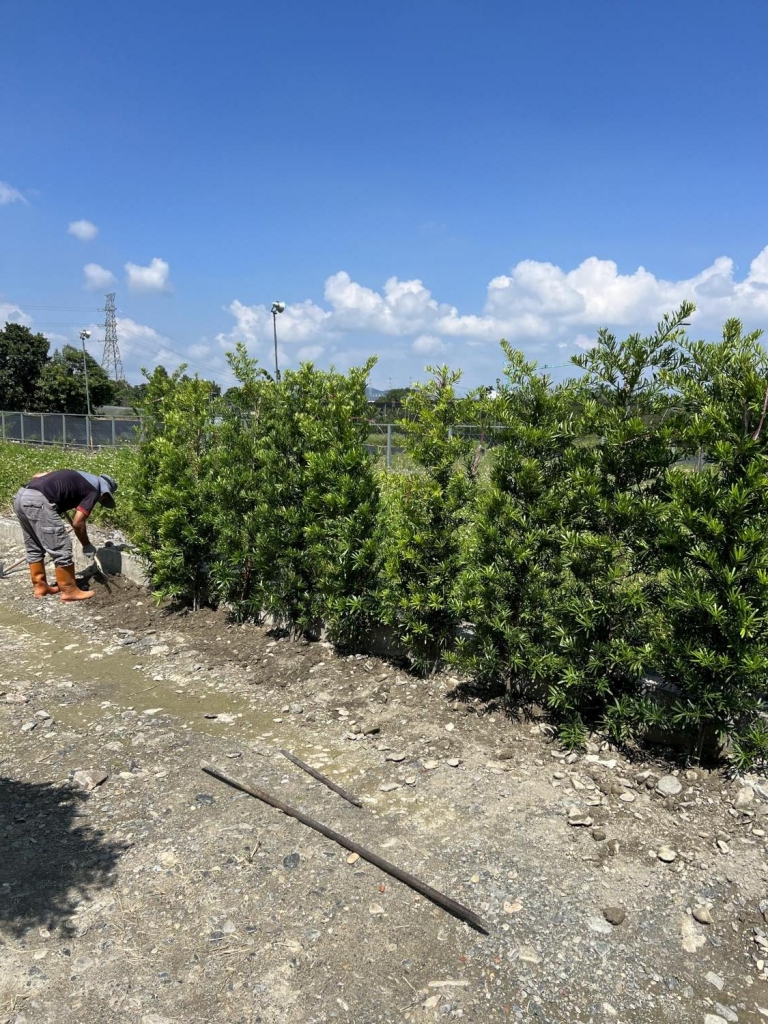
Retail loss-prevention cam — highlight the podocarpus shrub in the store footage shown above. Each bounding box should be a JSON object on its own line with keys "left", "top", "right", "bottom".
{"left": 132, "top": 366, "right": 218, "bottom": 609}
{"left": 375, "top": 367, "right": 483, "bottom": 674}
{"left": 655, "top": 319, "right": 768, "bottom": 764}
{"left": 211, "top": 353, "right": 380, "bottom": 647}
{"left": 456, "top": 306, "right": 695, "bottom": 749}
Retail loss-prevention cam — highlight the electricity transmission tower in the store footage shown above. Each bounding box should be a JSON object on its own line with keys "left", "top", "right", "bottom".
{"left": 101, "top": 292, "right": 124, "bottom": 381}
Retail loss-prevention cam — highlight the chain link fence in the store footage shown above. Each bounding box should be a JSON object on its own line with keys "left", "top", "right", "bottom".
{"left": 0, "top": 411, "right": 141, "bottom": 448}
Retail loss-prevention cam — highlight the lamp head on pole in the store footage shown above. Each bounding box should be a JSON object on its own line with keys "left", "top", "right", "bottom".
{"left": 271, "top": 301, "right": 286, "bottom": 315}
{"left": 79, "top": 329, "right": 91, "bottom": 342}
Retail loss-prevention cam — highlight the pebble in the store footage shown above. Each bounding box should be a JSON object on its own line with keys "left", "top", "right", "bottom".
{"left": 588, "top": 915, "right": 614, "bottom": 935}
{"left": 34, "top": 709, "right": 52, "bottom": 720}
{"left": 368, "top": 903, "right": 385, "bottom": 916}
{"left": 602, "top": 906, "right": 626, "bottom": 926}
{"left": 445, "top": 723, "right": 454, "bottom": 732}
{"left": 362, "top": 723, "right": 381, "bottom": 735}
{"left": 704, "top": 1016, "right": 728, "bottom": 1024}
{"left": 289, "top": 703, "right": 304, "bottom": 714}
{"left": 446, "top": 757, "right": 461, "bottom": 767}
{"left": 20, "top": 721, "right": 37, "bottom": 732}
{"left": 283, "top": 853, "right": 300, "bottom": 870}
{"left": 657, "top": 845, "right": 677, "bottom": 862}
{"left": 221, "top": 919, "right": 237, "bottom": 934}
{"left": 380, "top": 783, "right": 401, "bottom": 792}
{"left": 656, "top": 775, "right": 683, "bottom": 797}
{"left": 705, "top": 971, "right": 724, "bottom": 991}
{"left": 346, "top": 853, "right": 359, "bottom": 865}
{"left": 423, "top": 760, "right": 439, "bottom": 770}
{"left": 716, "top": 839, "right": 730, "bottom": 854}
{"left": 713, "top": 1005, "right": 739, "bottom": 1023}
{"left": 733, "top": 785, "right": 755, "bottom": 809}
{"left": 692, "top": 905, "right": 712, "bottom": 925}
{"left": 404, "top": 775, "right": 417, "bottom": 785}
{"left": 619, "top": 792, "right": 636, "bottom": 803}
{"left": 72, "top": 769, "right": 108, "bottom": 792}
{"left": 385, "top": 752, "right": 406, "bottom": 762}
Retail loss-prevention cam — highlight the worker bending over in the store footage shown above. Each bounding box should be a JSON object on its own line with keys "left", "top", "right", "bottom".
{"left": 13, "top": 470, "right": 118, "bottom": 602}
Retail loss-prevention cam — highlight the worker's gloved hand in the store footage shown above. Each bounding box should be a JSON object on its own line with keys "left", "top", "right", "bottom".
{"left": 82, "top": 543, "right": 97, "bottom": 558}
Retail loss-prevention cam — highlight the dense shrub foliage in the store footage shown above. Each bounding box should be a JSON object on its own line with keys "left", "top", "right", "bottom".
{"left": 124, "top": 308, "right": 768, "bottom": 765}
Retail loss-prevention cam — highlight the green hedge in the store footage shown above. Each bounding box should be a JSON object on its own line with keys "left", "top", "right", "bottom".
{"left": 121, "top": 311, "right": 768, "bottom": 764}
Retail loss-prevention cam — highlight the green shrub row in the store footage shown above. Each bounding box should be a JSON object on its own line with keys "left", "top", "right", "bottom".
{"left": 128, "top": 310, "right": 768, "bottom": 766}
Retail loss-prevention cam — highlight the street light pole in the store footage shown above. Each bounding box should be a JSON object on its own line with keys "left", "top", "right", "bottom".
{"left": 270, "top": 302, "right": 285, "bottom": 382}
{"left": 79, "top": 330, "right": 93, "bottom": 416}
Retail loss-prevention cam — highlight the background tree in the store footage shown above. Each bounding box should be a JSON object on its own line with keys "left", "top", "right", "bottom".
{"left": 36, "top": 346, "right": 115, "bottom": 413}
{"left": 0, "top": 322, "right": 49, "bottom": 410}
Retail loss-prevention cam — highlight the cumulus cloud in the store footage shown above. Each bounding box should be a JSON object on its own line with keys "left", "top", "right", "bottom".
{"left": 83, "top": 263, "right": 117, "bottom": 290}
{"left": 297, "top": 345, "right": 325, "bottom": 362}
{"left": 68, "top": 219, "right": 98, "bottom": 241}
{"left": 0, "top": 181, "right": 26, "bottom": 205}
{"left": 412, "top": 334, "right": 446, "bottom": 355}
{"left": 218, "top": 246, "right": 768, "bottom": 371}
{"left": 0, "top": 301, "right": 32, "bottom": 325}
{"left": 125, "top": 257, "right": 171, "bottom": 293}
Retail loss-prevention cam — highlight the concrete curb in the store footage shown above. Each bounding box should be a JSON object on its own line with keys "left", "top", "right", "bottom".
{"left": 0, "top": 515, "right": 148, "bottom": 585}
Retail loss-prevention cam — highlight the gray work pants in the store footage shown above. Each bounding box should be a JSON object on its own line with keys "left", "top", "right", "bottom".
{"left": 12, "top": 487, "right": 73, "bottom": 567}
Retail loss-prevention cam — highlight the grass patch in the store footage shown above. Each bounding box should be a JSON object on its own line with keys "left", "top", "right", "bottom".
{"left": 0, "top": 441, "right": 139, "bottom": 535}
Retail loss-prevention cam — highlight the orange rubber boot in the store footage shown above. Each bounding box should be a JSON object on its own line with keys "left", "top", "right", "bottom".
{"left": 55, "top": 564, "right": 95, "bottom": 602}
{"left": 29, "top": 561, "right": 59, "bottom": 598}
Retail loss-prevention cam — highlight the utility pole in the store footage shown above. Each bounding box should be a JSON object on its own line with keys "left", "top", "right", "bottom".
{"left": 270, "top": 301, "right": 285, "bottom": 381}
{"left": 79, "top": 330, "right": 93, "bottom": 416}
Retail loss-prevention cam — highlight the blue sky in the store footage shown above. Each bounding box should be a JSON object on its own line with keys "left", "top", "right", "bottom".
{"left": 3, "top": 0, "right": 768, "bottom": 390}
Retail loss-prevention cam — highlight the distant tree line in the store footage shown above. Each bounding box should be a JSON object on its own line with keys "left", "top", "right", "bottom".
{"left": 0, "top": 322, "right": 218, "bottom": 415}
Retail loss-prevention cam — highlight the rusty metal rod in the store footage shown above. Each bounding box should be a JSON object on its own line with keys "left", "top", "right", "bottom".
{"left": 280, "top": 748, "right": 363, "bottom": 808}
{"left": 200, "top": 760, "right": 489, "bottom": 935}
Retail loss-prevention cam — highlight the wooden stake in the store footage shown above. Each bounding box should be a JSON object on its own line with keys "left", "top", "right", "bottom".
{"left": 280, "top": 748, "right": 363, "bottom": 808}
{"left": 200, "top": 761, "right": 489, "bottom": 935}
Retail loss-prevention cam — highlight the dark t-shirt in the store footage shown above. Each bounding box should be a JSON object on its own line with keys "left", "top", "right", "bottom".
{"left": 26, "top": 470, "right": 100, "bottom": 517}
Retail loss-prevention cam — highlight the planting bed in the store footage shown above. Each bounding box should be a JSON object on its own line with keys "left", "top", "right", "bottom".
{"left": 1, "top": 557, "right": 767, "bottom": 1023}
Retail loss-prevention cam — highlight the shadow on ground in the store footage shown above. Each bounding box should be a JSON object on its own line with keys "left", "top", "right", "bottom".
{"left": 0, "top": 776, "right": 128, "bottom": 937}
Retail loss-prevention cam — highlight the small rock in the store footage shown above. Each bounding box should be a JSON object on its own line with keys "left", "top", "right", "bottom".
{"left": 705, "top": 971, "right": 724, "bottom": 991}
{"left": 713, "top": 1005, "right": 738, "bottom": 1023}
{"left": 445, "top": 723, "right": 454, "bottom": 732}
{"left": 494, "top": 748, "right": 516, "bottom": 760}
{"left": 20, "top": 721, "right": 36, "bottom": 732}
{"left": 385, "top": 753, "right": 406, "bottom": 762}
{"left": 692, "top": 905, "right": 712, "bottom": 925}
{"left": 221, "top": 919, "right": 237, "bottom": 934}
{"left": 362, "top": 723, "right": 381, "bottom": 735}
{"left": 656, "top": 775, "right": 683, "bottom": 797}
{"left": 567, "top": 805, "right": 593, "bottom": 827}
{"left": 346, "top": 853, "right": 359, "bottom": 865}
{"left": 195, "top": 793, "right": 214, "bottom": 805}
{"left": 380, "top": 783, "right": 401, "bottom": 792}
{"left": 422, "top": 760, "right": 439, "bottom": 770}
{"left": 592, "top": 829, "right": 607, "bottom": 842}
{"left": 602, "top": 906, "right": 626, "bottom": 926}
{"left": 446, "top": 757, "right": 461, "bottom": 767}
{"left": 503, "top": 900, "right": 522, "bottom": 914}
{"left": 368, "top": 903, "right": 385, "bottom": 916}
{"left": 35, "top": 710, "right": 52, "bottom": 720}
{"left": 703, "top": 1016, "right": 727, "bottom": 1024}
{"left": 657, "top": 845, "right": 677, "bottom": 862}
{"left": 289, "top": 703, "right": 304, "bottom": 715}
{"left": 588, "top": 915, "right": 614, "bottom": 935}
{"left": 72, "top": 770, "right": 108, "bottom": 792}
{"left": 716, "top": 839, "right": 730, "bottom": 854}
{"left": 734, "top": 785, "right": 754, "bottom": 809}
{"left": 283, "top": 853, "right": 300, "bottom": 870}
{"left": 404, "top": 776, "right": 417, "bottom": 786}
{"left": 619, "top": 792, "right": 636, "bottom": 803}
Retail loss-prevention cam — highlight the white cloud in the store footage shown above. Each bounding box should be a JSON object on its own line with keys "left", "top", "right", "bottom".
{"left": 68, "top": 219, "right": 98, "bottom": 241}
{"left": 0, "top": 181, "right": 26, "bottom": 205}
{"left": 83, "top": 263, "right": 117, "bottom": 290}
{"left": 125, "top": 257, "right": 171, "bottom": 293}
{"left": 0, "top": 301, "right": 32, "bottom": 326}
{"left": 412, "top": 334, "right": 445, "bottom": 354}
{"left": 218, "top": 246, "right": 768, "bottom": 372}
{"left": 297, "top": 345, "right": 324, "bottom": 362}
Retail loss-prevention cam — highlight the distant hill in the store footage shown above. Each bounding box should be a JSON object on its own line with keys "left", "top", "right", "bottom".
{"left": 365, "top": 387, "right": 387, "bottom": 400}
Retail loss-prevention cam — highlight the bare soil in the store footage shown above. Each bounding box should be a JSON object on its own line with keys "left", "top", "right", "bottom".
{"left": 1, "top": 558, "right": 767, "bottom": 1024}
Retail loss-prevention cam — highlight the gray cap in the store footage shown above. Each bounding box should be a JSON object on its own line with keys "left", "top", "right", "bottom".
{"left": 98, "top": 474, "right": 118, "bottom": 508}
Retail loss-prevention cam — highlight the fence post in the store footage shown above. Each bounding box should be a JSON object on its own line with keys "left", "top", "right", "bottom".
{"left": 86, "top": 415, "right": 92, "bottom": 449}
{"left": 386, "top": 424, "right": 392, "bottom": 470}
{"left": 62, "top": 413, "right": 67, "bottom": 449}
{"left": 111, "top": 418, "right": 116, "bottom": 446}
{"left": 40, "top": 413, "right": 45, "bottom": 445}
{"left": 1, "top": 412, "right": 5, "bottom": 441}
{"left": 20, "top": 414, "right": 24, "bottom": 443}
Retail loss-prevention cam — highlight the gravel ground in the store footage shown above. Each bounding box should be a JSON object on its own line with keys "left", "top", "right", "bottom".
{"left": 1, "top": 555, "right": 768, "bottom": 1024}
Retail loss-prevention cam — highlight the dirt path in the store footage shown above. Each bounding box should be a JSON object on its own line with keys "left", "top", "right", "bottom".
{"left": 1, "top": 562, "right": 767, "bottom": 1024}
